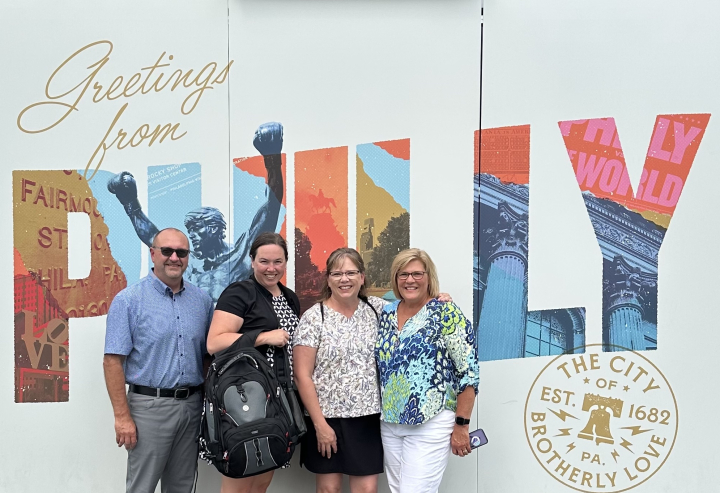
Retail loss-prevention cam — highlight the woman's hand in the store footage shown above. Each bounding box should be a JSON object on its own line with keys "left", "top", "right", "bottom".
{"left": 315, "top": 420, "right": 338, "bottom": 459}
{"left": 256, "top": 329, "right": 289, "bottom": 347}
{"left": 437, "top": 292, "right": 453, "bottom": 303}
{"left": 451, "top": 424, "right": 472, "bottom": 457}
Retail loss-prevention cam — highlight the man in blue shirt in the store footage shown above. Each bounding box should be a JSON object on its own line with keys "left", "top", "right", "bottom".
{"left": 104, "top": 227, "right": 214, "bottom": 493}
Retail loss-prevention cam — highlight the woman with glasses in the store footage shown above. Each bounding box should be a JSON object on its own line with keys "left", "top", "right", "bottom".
{"left": 375, "top": 248, "right": 479, "bottom": 493}
{"left": 206, "top": 232, "right": 300, "bottom": 493}
{"left": 293, "top": 248, "right": 452, "bottom": 493}
{"left": 292, "top": 248, "right": 386, "bottom": 493}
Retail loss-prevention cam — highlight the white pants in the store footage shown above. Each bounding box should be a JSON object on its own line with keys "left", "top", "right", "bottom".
{"left": 380, "top": 410, "right": 455, "bottom": 493}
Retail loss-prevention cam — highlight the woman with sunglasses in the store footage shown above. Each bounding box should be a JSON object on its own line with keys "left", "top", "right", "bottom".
{"left": 206, "top": 232, "right": 300, "bottom": 493}
{"left": 375, "top": 248, "right": 479, "bottom": 493}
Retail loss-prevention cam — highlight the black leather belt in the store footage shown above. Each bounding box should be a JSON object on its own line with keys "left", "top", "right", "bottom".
{"left": 128, "top": 384, "right": 203, "bottom": 399}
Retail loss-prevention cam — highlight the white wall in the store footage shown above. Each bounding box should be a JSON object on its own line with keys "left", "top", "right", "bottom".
{"left": 480, "top": 1, "right": 720, "bottom": 492}
{"left": 7, "top": 1, "right": 715, "bottom": 492}
{"left": 0, "top": 1, "right": 482, "bottom": 492}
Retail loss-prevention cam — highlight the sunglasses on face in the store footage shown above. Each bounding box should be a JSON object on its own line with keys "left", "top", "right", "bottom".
{"left": 153, "top": 246, "right": 190, "bottom": 258}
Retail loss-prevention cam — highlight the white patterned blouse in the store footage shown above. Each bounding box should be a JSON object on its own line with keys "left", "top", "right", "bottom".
{"left": 292, "top": 296, "right": 386, "bottom": 418}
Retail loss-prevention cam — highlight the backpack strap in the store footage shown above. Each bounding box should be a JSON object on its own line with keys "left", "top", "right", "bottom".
{"left": 359, "top": 295, "right": 379, "bottom": 321}
{"left": 274, "top": 345, "right": 293, "bottom": 390}
{"left": 320, "top": 297, "right": 378, "bottom": 322}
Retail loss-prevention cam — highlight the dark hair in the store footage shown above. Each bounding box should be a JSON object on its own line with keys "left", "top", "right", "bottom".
{"left": 250, "top": 232, "right": 288, "bottom": 260}
{"left": 319, "top": 247, "right": 369, "bottom": 301}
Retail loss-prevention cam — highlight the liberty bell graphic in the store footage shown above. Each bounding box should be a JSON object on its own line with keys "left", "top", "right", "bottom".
{"left": 577, "top": 393, "right": 624, "bottom": 445}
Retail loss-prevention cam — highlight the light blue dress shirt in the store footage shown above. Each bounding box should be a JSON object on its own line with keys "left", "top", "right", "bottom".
{"left": 104, "top": 271, "right": 214, "bottom": 388}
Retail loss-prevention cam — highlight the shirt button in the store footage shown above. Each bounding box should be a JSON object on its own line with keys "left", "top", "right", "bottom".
{"left": 177, "top": 316, "right": 180, "bottom": 319}
{"left": 179, "top": 335, "right": 182, "bottom": 338}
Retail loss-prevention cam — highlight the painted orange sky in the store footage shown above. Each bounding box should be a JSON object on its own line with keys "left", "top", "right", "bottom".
{"left": 295, "top": 147, "right": 348, "bottom": 268}
{"left": 14, "top": 248, "right": 29, "bottom": 276}
{"left": 233, "top": 154, "right": 287, "bottom": 208}
{"left": 375, "top": 138, "right": 410, "bottom": 160}
{"left": 233, "top": 154, "right": 287, "bottom": 240}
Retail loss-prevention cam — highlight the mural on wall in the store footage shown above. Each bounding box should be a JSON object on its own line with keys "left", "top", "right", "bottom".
{"left": 474, "top": 126, "right": 586, "bottom": 362}
{"left": 559, "top": 115, "right": 710, "bottom": 351}
{"left": 14, "top": 170, "right": 127, "bottom": 402}
{"left": 148, "top": 161, "right": 203, "bottom": 253}
{"left": 13, "top": 118, "right": 708, "bottom": 401}
{"left": 13, "top": 124, "right": 287, "bottom": 402}
{"left": 233, "top": 153, "right": 287, "bottom": 242}
{"left": 85, "top": 170, "right": 144, "bottom": 286}
{"left": 105, "top": 122, "right": 285, "bottom": 302}
{"left": 294, "top": 147, "right": 348, "bottom": 311}
{"left": 356, "top": 139, "right": 410, "bottom": 299}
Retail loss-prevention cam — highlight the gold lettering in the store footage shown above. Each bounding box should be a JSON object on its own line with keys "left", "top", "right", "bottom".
{"left": 123, "top": 73, "right": 143, "bottom": 97}
{"left": 17, "top": 40, "right": 113, "bottom": 133}
{"left": 181, "top": 61, "right": 217, "bottom": 115}
{"left": 85, "top": 102, "right": 128, "bottom": 180}
{"left": 140, "top": 52, "right": 173, "bottom": 94}
{"left": 94, "top": 74, "right": 125, "bottom": 102}
{"left": 84, "top": 103, "right": 186, "bottom": 179}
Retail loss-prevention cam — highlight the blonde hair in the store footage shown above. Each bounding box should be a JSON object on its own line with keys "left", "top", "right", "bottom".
{"left": 390, "top": 248, "right": 439, "bottom": 300}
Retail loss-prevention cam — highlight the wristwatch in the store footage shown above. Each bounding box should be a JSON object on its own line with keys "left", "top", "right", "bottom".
{"left": 455, "top": 416, "right": 470, "bottom": 426}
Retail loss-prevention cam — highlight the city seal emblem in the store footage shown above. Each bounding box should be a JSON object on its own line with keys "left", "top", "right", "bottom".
{"left": 524, "top": 344, "right": 678, "bottom": 492}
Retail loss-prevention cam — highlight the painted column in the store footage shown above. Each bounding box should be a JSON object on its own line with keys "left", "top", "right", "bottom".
{"left": 478, "top": 202, "right": 528, "bottom": 360}
{"left": 604, "top": 256, "right": 655, "bottom": 351}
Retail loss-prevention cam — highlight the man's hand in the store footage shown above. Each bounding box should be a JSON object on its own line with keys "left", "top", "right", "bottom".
{"left": 256, "top": 329, "right": 290, "bottom": 347}
{"left": 115, "top": 413, "right": 138, "bottom": 450}
{"left": 253, "top": 122, "right": 284, "bottom": 156}
{"left": 107, "top": 171, "right": 141, "bottom": 214}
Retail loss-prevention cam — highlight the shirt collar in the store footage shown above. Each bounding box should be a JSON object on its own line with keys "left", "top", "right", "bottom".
{"left": 149, "top": 269, "right": 185, "bottom": 296}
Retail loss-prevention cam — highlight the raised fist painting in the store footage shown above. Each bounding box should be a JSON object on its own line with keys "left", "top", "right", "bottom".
{"left": 107, "top": 122, "right": 285, "bottom": 301}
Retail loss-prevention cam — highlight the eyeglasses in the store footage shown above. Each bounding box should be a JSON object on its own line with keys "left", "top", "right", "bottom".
{"left": 329, "top": 270, "right": 361, "bottom": 280}
{"left": 153, "top": 246, "right": 190, "bottom": 258}
{"left": 397, "top": 271, "right": 426, "bottom": 281}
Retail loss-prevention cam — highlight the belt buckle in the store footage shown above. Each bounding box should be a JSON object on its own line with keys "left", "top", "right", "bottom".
{"left": 174, "top": 387, "right": 190, "bottom": 399}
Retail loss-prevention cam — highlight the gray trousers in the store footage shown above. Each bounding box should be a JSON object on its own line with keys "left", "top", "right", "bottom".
{"left": 126, "top": 391, "right": 202, "bottom": 493}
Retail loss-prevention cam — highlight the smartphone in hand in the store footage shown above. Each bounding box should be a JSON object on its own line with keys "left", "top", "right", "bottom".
{"left": 469, "top": 428, "right": 488, "bottom": 449}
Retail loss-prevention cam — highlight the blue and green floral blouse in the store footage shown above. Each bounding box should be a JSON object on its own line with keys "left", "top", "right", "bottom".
{"left": 375, "top": 299, "right": 479, "bottom": 425}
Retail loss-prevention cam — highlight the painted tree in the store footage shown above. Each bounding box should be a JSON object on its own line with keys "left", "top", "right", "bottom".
{"left": 294, "top": 228, "right": 325, "bottom": 311}
{"left": 366, "top": 212, "right": 409, "bottom": 287}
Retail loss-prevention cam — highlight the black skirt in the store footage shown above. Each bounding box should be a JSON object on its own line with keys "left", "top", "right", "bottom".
{"left": 300, "top": 413, "right": 384, "bottom": 476}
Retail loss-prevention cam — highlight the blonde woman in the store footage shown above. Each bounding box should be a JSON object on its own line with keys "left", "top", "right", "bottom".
{"left": 294, "top": 247, "right": 453, "bottom": 493}
{"left": 375, "top": 248, "right": 479, "bottom": 493}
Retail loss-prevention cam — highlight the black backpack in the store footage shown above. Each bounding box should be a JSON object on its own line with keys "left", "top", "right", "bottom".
{"left": 198, "top": 335, "right": 306, "bottom": 478}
